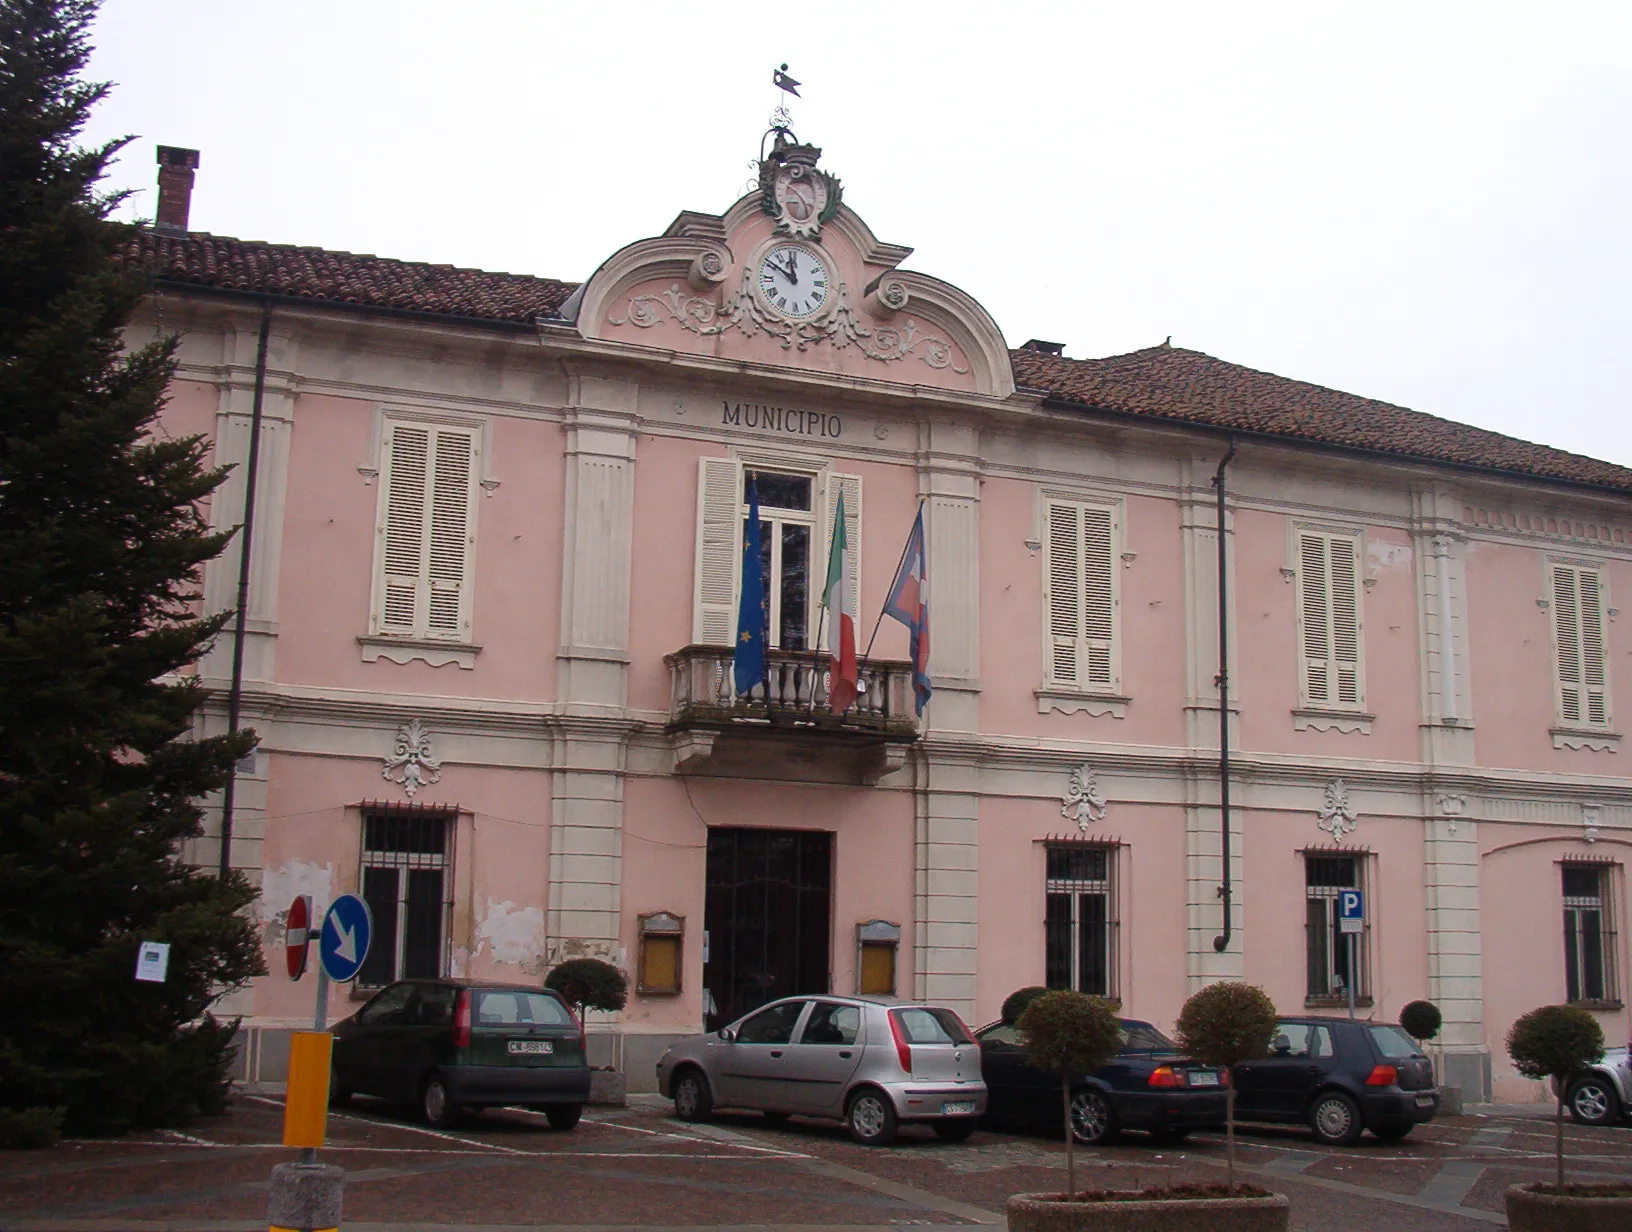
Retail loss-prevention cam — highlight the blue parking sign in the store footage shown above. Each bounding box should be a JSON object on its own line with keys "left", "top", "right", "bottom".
{"left": 318, "top": 893, "right": 373, "bottom": 983}
{"left": 1339, "top": 889, "right": 1364, "bottom": 933}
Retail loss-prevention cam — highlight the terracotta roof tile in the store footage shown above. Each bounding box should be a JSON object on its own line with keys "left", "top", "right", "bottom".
{"left": 1012, "top": 344, "right": 1632, "bottom": 493}
{"left": 126, "top": 229, "right": 1632, "bottom": 494}
{"left": 128, "top": 229, "right": 576, "bottom": 324}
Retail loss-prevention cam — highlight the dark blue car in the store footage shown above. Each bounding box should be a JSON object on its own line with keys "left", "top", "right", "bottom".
{"left": 976, "top": 1018, "right": 1227, "bottom": 1144}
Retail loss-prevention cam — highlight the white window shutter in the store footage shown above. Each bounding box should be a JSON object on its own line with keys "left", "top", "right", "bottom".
{"left": 1045, "top": 500, "right": 1082, "bottom": 686}
{"left": 1299, "top": 532, "right": 1332, "bottom": 705}
{"left": 425, "top": 427, "right": 478, "bottom": 639}
{"left": 1554, "top": 565, "right": 1583, "bottom": 723}
{"left": 1081, "top": 505, "right": 1116, "bottom": 688}
{"left": 378, "top": 423, "right": 431, "bottom": 634}
{"left": 693, "top": 457, "right": 742, "bottom": 645}
{"left": 824, "top": 472, "right": 863, "bottom": 625}
{"left": 1329, "top": 536, "right": 1362, "bottom": 706}
{"left": 1580, "top": 569, "right": 1609, "bottom": 725}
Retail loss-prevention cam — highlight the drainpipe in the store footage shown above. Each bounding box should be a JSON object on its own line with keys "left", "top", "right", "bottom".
{"left": 1212, "top": 438, "right": 1238, "bottom": 953}
{"left": 218, "top": 300, "right": 272, "bottom": 881}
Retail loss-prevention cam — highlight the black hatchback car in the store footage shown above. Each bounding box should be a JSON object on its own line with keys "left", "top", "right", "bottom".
{"left": 331, "top": 979, "right": 591, "bottom": 1129}
{"left": 1233, "top": 1017, "right": 1439, "bottom": 1145}
{"left": 976, "top": 1018, "right": 1228, "bottom": 1144}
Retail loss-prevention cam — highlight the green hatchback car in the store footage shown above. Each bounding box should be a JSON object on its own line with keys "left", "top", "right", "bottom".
{"left": 331, "top": 979, "right": 592, "bottom": 1129}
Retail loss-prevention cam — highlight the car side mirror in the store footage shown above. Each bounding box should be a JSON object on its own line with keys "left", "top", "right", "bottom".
{"left": 718, "top": 1028, "right": 736, "bottom": 1043}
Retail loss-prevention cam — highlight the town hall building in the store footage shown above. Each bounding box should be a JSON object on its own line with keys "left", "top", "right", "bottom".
{"left": 135, "top": 133, "right": 1630, "bottom": 1103}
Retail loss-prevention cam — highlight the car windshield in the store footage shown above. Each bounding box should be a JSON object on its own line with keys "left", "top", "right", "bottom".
{"left": 1119, "top": 1022, "right": 1178, "bottom": 1053}
{"left": 1369, "top": 1025, "right": 1422, "bottom": 1059}
{"left": 474, "top": 990, "right": 572, "bottom": 1027}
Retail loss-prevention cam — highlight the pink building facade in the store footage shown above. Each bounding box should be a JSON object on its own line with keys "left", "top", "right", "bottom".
{"left": 136, "top": 136, "right": 1630, "bottom": 1102}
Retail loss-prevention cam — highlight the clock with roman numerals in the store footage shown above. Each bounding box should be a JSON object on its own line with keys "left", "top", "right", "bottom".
{"left": 756, "top": 243, "right": 830, "bottom": 320}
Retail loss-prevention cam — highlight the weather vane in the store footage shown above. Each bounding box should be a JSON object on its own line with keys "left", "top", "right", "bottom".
{"left": 771, "top": 62, "right": 800, "bottom": 130}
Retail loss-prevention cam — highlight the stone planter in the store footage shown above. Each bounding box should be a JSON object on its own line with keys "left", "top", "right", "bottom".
{"left": 587, "top": 1069, "right": 627, "bottom": 1107}
{"left": 1505, "top": 1183, "right": 1632, "bottom": 1232}
{"left": 1006, "top": 1189, "right": 1289, "bottom": 1232}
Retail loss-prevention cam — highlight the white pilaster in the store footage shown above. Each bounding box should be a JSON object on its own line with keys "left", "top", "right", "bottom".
{"left": 1413, "top": 485, "right": 1475, "bottom": 764}
{"left": 914, "top": 753, "right": 979, "bottom": 1019}
{"left": 1423, "top": 800, "right": 1489, "bottom": 1099}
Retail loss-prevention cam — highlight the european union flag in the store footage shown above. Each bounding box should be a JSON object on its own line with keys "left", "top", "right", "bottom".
{"left": 734, "top": 477, "right": 768, "bottom": 696}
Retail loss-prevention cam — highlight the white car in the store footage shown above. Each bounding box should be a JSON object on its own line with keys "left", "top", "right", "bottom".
{"left": 1564, "top": 1043, "right": 1632, "bottom": 1126}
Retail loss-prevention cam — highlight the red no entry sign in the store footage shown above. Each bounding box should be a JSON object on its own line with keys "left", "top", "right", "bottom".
{"left": 286, "top": 895, "right": 312, "bottom": 980}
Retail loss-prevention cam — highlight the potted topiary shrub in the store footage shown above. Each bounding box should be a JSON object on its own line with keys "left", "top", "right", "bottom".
{"left": 1002, "top": 985, "right": 1049, "bottom": 1025}
{"left": 545, "top": 958, "right": 630, "bottom": 1105}
{"left": 1003, "top": 988, "right": 1288, "bottom": 1232}
{"left": 1503, "top": 1004, "right": 1630, "bottom": 1229}
{"left": 1174, "top": 981, "right": 1279, "bottom": 1194}
{"left": 1400, "top": 1000, "right": 1449, "bottom": 1108}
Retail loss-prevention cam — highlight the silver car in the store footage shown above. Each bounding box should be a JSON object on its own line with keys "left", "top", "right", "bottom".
{"left": 1562, "top": 1043, "right": 1632, "bottom": 1125}
{"left": 655, "top": 995, "right": 987, "bottom": 1145}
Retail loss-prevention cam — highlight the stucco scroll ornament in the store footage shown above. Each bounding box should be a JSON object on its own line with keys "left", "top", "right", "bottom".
{"left": 611, "top": 277, "right": 969, "bottom": 373}
{"left": 1316, "top": 779, "right": 1359, "bottom": 839}
{"left": 1061, "top": 763, "right": 1108, "bottom": 832}
{"left": 383, "top": 718, "right": 442, "bottom": 799}
{"left": 1437, "top": 792, "right": 1467, "bottom": 836}
{"left": 1583, "top": 804, "right": 1602, "bottom": 844}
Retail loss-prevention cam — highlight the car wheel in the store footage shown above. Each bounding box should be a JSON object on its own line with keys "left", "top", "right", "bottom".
{"left": 845, "top": 1089, "right": 899, "bottom": 1146}
{"left": 1568, "top": 1077, "right": 1622, "bottom": 1127}
{"left": 544, "top": 1104, "right": 583, "bottom": 1132}
{"left": 1371, "top": 1124, "right": 1412, "bottom": 1142}
{"left": 1309, "top": 1092, "right": 1363, "bottom": 1146}
{"left": 1069, "top": 1089, "right": 1120, "bottom": 1146}
{"left": 671, "top": 1068, "right": 714, "bottom": 1123}
{"left": 421, "top": 1075, "right": 462, "bottom": 1129}
{"left": 934, "top": 1118, "right": 977, "bottom": 1143}
{"left": 328, "top": 1062, "right": 352, "bottom": 1109}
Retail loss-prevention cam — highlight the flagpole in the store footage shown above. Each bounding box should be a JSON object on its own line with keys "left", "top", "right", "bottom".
{"left": 808, "top": 603, "right": 828, "bottom": 711}
{"left": 857, "top": 497, "right": 926, "bottom": 680}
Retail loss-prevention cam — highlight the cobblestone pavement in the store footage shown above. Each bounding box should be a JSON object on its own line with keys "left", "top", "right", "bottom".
{"left": 1, "top": 1091, "right": 1627, "bottom": 1231}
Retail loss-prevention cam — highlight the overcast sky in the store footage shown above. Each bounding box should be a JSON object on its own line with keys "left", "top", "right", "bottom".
{"left": 84, "top": 1, "right": 1632, "bottom": 467}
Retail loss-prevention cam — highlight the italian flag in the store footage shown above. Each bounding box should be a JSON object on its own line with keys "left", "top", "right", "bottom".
{"left": 824, "top": 494, "right": 859, "bottom": 713}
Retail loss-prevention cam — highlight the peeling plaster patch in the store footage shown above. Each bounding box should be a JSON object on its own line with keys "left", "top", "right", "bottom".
{"left": 1367, "top": 541, "right": 1412, "bottom": 571}
{"left": 258, "top": 859, "right": 335, "bottom": 947}
{"left": 474, "top": 899, "right": 546, "bottom": 973}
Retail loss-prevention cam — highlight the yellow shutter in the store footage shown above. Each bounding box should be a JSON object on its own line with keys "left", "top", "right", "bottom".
{"left": 693, "top": 457, "right": 742, "bottom": 645}
{"left": 1044, "top": 498, "right": 1119, "bottom": 692}
{"left": 375, "top": 421, "right": 478, "bottom": 640}
{"left": 1299, "top": 530, "right": 1364, "bottom": 708}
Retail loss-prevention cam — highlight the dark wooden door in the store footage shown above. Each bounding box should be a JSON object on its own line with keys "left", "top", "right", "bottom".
{"left": 703, "top": 829, "right": 832, "bottom": 1031}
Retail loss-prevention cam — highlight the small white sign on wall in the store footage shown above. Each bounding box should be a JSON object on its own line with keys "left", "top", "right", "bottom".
{"left": 135, "top": 941, "right": 170, "bottom": 983}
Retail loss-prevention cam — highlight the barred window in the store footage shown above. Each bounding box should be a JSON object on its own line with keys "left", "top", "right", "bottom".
{"left": 358, "top": 807, "right": 455, "bottom": 988}
{"left": 1044, "top": 844, "right": 1118, "bottom": 999}
{"left": 1562, "top": 863, "right": 1620, "bottom": 1005}
{"left": 1305, "top": 854, "right": 1371, "bottom": 1003}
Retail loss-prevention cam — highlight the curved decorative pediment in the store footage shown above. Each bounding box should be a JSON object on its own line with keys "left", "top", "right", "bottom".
{"left": 569, "top": 139, "right": 1014, "bottom": 398}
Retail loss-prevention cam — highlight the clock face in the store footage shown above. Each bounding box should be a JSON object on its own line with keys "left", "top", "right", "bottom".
{"left": 756, "top": 244, "right": 830, "bottom": 319}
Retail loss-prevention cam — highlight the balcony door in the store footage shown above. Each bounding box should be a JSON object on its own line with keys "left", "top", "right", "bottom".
{"left": 703, "top": 828, "right": 832, "bottom": 1031}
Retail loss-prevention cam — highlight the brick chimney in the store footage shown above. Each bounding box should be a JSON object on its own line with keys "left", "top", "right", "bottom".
{"left": 154, "top": 146, "right": 200, "bottom": 235}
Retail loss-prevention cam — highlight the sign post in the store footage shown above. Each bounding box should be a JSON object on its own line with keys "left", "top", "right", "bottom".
{"left": 1338, "top": 889, "right": 1365, "bottom": 1021}
{"left": 271, "top": 894, "right": 371, "bottom": 1232}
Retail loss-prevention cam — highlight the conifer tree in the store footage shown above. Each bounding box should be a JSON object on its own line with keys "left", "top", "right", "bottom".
{"left": 0, "top": 0, "right": 264, "bottom": 1138}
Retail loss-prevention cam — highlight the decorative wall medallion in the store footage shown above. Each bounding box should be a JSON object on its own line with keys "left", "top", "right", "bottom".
{"left": 383, "top": 718, "right": 442, "bottom": 798}
{"left": 1437, "top": 792, "right": 1467, "bottom": 836}
{"left": 610, "top": 279, "right": 968, "bottom": 373}
{"left": 1316, "top": 779, "right": 1359, "bottom": 839}
{"left": 1061, "top": 763, "right": 1108, "bottom": 831}
{"left": 1583, "top": 804, "right": 1601, "bottom": 844}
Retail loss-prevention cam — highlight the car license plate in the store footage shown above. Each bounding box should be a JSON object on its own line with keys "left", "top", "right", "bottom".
{"left": 1190, "top": 1070, "right": 1220, "bottom": 1086}
{"left": 508, "top": 1040, "right": 553, "bottom": 1055}
{"left": 942, "top": 1100, "right": 977, "bottom": 1116}
{"left": 1415, "top": 1094, "right": 1434, "bottom": 1108}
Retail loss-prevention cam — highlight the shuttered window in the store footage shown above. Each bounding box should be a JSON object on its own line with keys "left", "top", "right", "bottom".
{"left": 1297, "top": 530, "right": 1364, "bottom": 708}
{"left": 691, "top": 457, "right": 861, "bottom": 648}
{"left": 1043, "top": 498, "right": 1119, "bottom": 691}
{"left": 372, "top": 420, "right": 480, "bottom": 641}
{"left": 1552, "top": 563, "right": 1611, "bottom": 728}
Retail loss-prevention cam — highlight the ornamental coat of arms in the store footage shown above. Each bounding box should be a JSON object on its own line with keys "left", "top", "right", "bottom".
{"left": 759, "top": 130, "right": 842, "bottom": 239}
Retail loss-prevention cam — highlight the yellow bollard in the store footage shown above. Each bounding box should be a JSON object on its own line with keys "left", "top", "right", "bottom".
{"left": 282, "top": 1031, "right": 332, "bottom": 1150}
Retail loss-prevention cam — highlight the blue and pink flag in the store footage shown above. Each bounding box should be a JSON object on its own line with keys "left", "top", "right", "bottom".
{"left": 883, "top": 505, "right": 931, "bottom": 716}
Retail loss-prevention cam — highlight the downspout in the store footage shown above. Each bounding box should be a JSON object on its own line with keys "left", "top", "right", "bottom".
{"left": 1212, "top": 438, "right": 1238, "bottom": 953}
{"left": 218, "top": 299, "right": 272, "bottom": 881}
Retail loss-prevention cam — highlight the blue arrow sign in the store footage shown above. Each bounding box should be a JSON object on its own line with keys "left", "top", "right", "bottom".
{"left": 319, "top": 893, "right": 373, "bottom": 983}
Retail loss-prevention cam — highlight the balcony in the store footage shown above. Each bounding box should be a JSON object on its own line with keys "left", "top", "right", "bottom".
{"left": 664, "top": 645, "right": 920, "bottom": 783}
